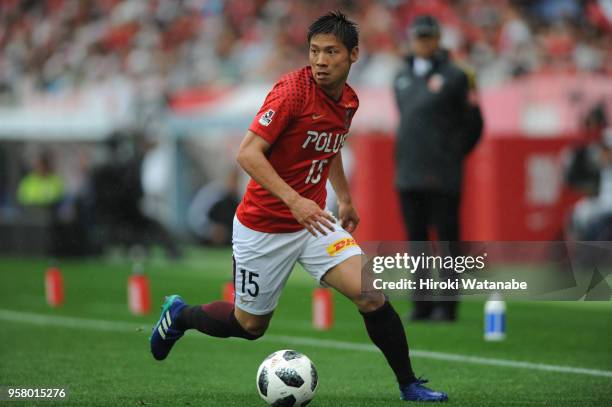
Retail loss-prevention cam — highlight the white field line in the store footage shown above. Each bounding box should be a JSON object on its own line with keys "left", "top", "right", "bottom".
{"left": 1, "top": 309, "right": 611, "bottom": 379}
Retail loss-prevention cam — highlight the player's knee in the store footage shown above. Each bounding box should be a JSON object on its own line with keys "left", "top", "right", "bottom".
{"left": 352, "top": 292, "right": 385, "bottom": 313}
{"left": 241, "top": 320, "right": 268, "bottom": 339}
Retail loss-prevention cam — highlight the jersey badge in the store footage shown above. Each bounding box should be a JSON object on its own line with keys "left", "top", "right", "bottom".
{"left": 259, "top": 109, "right": 276, "bottom": 126}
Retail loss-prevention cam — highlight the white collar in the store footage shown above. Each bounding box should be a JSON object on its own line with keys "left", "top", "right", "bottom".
{"left": 413, "top": 57, "right": 432, "bottom": 77}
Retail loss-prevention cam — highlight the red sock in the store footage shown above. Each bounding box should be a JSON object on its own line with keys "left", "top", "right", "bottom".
{"left": 177, "top": 301, "right": 261, "bottom": 340}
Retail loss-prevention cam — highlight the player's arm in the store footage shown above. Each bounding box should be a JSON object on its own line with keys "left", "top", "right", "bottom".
{"left": 328, "top": 151, "right": 359, "bottom": 233}
{"left": 236, "top": 130, "right": 335, "bottom": 236}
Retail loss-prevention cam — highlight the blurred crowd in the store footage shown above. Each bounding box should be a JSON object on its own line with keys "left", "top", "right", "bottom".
{"left": 1, "top": 132, "right": 185, "bottom": 257}
{"left": 1, "top": 0, "right": 611, "bottom": 107}
{"left": 1, "top": 0, "right": 612, "bottom": 256}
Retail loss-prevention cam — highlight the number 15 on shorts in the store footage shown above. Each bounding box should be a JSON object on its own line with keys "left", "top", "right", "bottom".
{"left": 239, "top": 269, "right": 259, "bottom": 297}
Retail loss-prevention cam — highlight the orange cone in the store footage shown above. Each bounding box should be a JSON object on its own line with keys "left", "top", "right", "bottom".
{"left": 45, "top": 266, "right": 64, "bottom": 307}
{"left": 223, "top": 281, "right": 235, "bottom": 303}
{"left": 128, "top": 263, "right": 151, "bottom": 315}
{"left": 312, "top": 288, "right": 334, "bottom": 330}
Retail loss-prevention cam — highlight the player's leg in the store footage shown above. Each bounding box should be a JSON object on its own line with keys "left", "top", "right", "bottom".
{"left": 150, "top": 293, "right": 268, "bottom": 361}
{"left": 322, "top": 255, "right": 417, "bottom": 386}
{"left": 299, "top": 227, "right": 417, "bottom": 385}
{"left": 176, "top": 298, "right": 272, "bottom": 338}
{"left": 177, "top": 252, "right": 275, "bottom": 340}
{"left": 149, "top": 292, "right": 269, "bottom": 361}
{"left": 322, "top": 256, "right": 448, "bottom": 402}
{"left": 299, "top": 223, "right": 447, "bottom": 402}
{"left": 150, "top": 216, "right": 299, "bottom": 360}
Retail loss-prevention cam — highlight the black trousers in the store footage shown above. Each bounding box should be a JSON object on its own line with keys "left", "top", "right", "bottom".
{"left": 398, "top": 189, "right": 460, "bottom": 315}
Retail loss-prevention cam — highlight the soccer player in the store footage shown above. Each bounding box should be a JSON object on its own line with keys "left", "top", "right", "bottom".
{"left": 150, "top": 11, "right": 448, "bottom": 402}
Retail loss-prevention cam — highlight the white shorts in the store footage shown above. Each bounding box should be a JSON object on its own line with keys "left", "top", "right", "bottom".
{"left": 232, "top": 215, "right": 363, "bottom": 315}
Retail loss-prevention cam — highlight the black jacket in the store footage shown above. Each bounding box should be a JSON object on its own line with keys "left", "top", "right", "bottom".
{"left": 393, "top": 49, "right": 483, "bottom": 193}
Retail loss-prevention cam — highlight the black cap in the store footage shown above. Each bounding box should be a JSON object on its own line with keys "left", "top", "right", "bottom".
{"left": 409, "top": 15, "right": 441, "bottom": 38}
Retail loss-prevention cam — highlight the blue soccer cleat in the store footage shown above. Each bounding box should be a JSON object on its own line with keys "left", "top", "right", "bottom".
{"left": 149, "top": 295, "right": 188, "bottom": 361}
{"left": 400, "top": 378, "right": 448, "bottom": 402}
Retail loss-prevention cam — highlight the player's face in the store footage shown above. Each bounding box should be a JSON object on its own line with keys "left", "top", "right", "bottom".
{"left": 309, "top": 34, "right": 358, "bottom": 92}
{"left": 411, "top": 35, "right": 440, "bottom": 59}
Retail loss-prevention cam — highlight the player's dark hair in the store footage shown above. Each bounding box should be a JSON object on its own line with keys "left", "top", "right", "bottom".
{"left": 307, "top": 11, "right": 359, "bottom": 52}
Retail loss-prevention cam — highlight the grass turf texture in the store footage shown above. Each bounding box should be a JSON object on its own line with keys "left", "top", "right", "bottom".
{"left": 0, "top": 248, "right": 611, "bottom": 406}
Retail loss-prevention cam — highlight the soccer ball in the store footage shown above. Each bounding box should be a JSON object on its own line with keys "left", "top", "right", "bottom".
{"left": 256, "top": 350, "right": 318, "bottom": 406}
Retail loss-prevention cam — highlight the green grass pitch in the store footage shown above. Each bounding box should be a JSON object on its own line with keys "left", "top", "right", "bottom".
{"left": 0, "top": 248, "right": 611, "bottom": 406}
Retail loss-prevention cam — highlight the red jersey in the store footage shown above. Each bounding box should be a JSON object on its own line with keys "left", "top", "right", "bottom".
{"left": 236, "top": 66, "right": 359, "bottom": 233}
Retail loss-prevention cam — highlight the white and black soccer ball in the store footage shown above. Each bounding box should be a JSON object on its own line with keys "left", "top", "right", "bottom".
{"left": 256, "top": 350, "right": 318, "bottom": 407}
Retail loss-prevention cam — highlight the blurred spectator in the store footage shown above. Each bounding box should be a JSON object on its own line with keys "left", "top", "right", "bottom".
{"left": 187, "top": 166, "right": 241, "bottom": 246}
{"left": 567, "top": 129, "right": 612, "bottom": 240}
{"left": 393, "top": 15, "right": 483, "bottom": 322}
{"left": 14, "top": 149, "right": 94, "bottom": 257}
{"left": 530, "top": 0, "right": 581, "bottom": 23}
{"left": 17, "top": 150, "right": 64, "bottom": 207}
{"left": 565, "top": 103, "right": 612, "bottom": 240}
{"left": 1, "top": 0, "right": 610, "bottom": 113}
{"left": 563, "top": 141, "right": 601, "bottom": 198}
{"left": 586, "top": 0, "right": 612, "bottom": 32}
{"left": 90, "top": 131, "right": 182, "bottom": 258}
{"left": 498, "top": 4, "right": 537, "bottom": 77}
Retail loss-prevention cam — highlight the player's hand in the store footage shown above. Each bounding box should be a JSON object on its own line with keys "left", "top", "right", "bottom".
{"left": 288, "top": 196, "right": 336, "bottom": 237}
{"left": 338, "top": 201, "right": 359, "bottom": 233}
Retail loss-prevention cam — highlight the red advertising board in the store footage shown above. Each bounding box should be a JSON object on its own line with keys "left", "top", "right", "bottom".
{"left": 351, "top": 133, "right": 583, "bottom": 242}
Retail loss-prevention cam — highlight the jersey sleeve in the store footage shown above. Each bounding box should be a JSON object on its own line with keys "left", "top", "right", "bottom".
{"left": 249, "top": 77, "right": 304, "bottom": 144}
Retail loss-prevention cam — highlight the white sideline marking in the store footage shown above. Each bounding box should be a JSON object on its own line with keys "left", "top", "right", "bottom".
{"left": 1, "top": 309, "right": 611, "bottom": 379}
{"left": 265, "top": 335, "right": 612, "bottom": 379}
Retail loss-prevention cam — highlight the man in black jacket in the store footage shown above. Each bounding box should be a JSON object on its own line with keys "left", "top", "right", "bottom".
{"left": 393, "top": 15, "right": 483, "bottom": 321}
